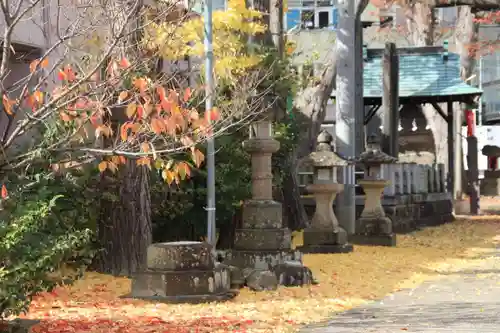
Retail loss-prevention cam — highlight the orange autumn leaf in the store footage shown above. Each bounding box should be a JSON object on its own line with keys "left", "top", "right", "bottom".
{"left": 176, "top": 161, "right": 191, "bottom": 180}
{"left": 120, "top": 57, "right": 131, "bottom": 68}
{"left": 98, "top": 161, "right": 107, "bottom": 172}
{"left": 120, "top": 122, "right": 134, "bottom": 141}
{"left": 29, "top": 58, "right": 48, "bottom": 73}
{"left": 205, "top": 107, "right": 220, "bottom": 122}
{"left": 2, "top": 95, "right": 15, "bottom": 116}
{"left": 137, "top": 105, "right": 144, "bottom": 119}
{"left": 191, "top": 148, "right": 205, "bottom": 167}
{"left": 1, "top": 184, "right": 7, "bottom": 199}
{"left": 118, "top": 91, "right": 129, "bottom": 102}
{"left": 133, "top": 78, "right": 147, "bottom": 93}
{"left": 157, "top": 86, "right": 167, "bottom": 101}
{"left": 183, "top": 87, "right": 192, "bottom": 102}
{"left": 119, "top": 155, "right": 127, "bottom": 164}
{"left": 136, "top": 156, "right": 151, "bottom": 169}
{"left": 151, "top": 118, "right": 165, "bottom": 134}
{"left": 59, "top": 111, "right": 72, "bottom": 122}
{"left": 141, "top": 142, "right": 150, "bottom": 153}
{"left": 33, "top": 91, "right": 44, "bottom": 104}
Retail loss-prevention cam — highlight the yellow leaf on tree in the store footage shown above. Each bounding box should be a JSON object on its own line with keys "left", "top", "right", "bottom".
{"left": 191, "top": 148, "right": 205, "bottom": 168}
{"left": 98, "top": 161, "right": 108, "bottom": 172}
{"left": 126, "top": 103, "right": 137, "bottom": 119}
{"left": 136, "top": 156, "right": 151, "bottom": 169}
{"left": 151, "top": 118, "right": 165, "bottom": 134}
{"left": 162, "top": 169, "right": 176, "bottom": 185}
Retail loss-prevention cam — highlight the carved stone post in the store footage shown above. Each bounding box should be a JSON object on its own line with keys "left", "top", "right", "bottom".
{"left": 298, "top": 130, "right": 353, "bottom": 254}
{"left": 352, "top": 134, "right": 398, "bottom": 247}
{"left": 226, "top": 113, "right": 311, "bottom": 287}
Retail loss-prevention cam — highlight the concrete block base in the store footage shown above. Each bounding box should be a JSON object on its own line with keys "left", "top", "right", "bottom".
{"left": 297, "top": 243, "right": 354, "bottom": 254}
{"left": 350, "top": 233, "right": 397, "bottom": 247}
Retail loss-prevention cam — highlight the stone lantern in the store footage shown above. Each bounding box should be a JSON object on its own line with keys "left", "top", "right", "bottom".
{"left": 352, "top": 134, "right": 398, "bottom": 246}
{"left": 298, "top": 130, "right": 353, "bottom": 253}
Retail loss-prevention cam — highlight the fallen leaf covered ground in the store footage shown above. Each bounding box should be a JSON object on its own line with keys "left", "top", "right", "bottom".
{"left": 15, "top": 215, "right": 500, "bottom": 333}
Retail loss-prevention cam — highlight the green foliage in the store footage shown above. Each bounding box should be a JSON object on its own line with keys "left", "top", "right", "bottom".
{"left": 0, "top": 170, "right": 98, "bottom": 318}
{"left": 150, "top": 130, "right": 251, "bottom": 242}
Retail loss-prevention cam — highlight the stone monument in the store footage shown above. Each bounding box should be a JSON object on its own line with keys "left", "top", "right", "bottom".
{"left": 225, "top": 114, "right": 302, "bottom": 270}
{"left": 298, "top": 130, "right": 353, "bottom": 253}
{"left": 352, "top": 134, "right": 398, "bottom": 246}
{"left": 130, "top": 241, "right": 236, "bottom": 303}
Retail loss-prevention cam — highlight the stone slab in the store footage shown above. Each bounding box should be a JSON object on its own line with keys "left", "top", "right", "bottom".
{"left": 233, "top": 228, "right": 291, "bottom": 251}
{"left": 130, "top": 266, "right": 230, "bottom": 297}
{"left": 298, "top": 243, "right": 354, "bottom": 254}
{"left": 303, "top": 229, "right": 348, "bottom": 246}
{"left": 349, "top": 233, "right": 397, "bottom": 247}
{"left": 146, "top": 241, "right": 213, "bottom": 271}
{"left": 241, "top": 200, "right": 283, "bottom": 228}
{"left": 124, "top": 290, "right": 238, "bottom": 304}
{"left": 225, "top": 249, "right": 302, "bottom": 270}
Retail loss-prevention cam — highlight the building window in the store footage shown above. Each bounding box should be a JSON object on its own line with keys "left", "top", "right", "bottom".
{"left": 301, "top": 10, "right": 315, "bottom": 28}
{"left": 285, "top": 1, "right": 338, "bottom": 31}
{"left": 318, "top": 11, "right": 330, "bottom": 28}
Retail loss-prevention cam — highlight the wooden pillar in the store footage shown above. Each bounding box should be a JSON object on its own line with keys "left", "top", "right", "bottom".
{"left": 467, "top": 136, "right": 480, "bottom": 214}
{"left": 381, "top": 42, "right": 399, "bottom": 158}
{"left": 453, "top": 104, "right": 463, "bottom": 200}
{"left": 447, "top": 101, "right": 454, "bottom": 194}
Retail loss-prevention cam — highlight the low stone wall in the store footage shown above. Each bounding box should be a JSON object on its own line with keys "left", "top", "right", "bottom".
{"left": 302, "top": 193, "right": 454, "bottom": 234}
{"left": 481, "top": 170, "right": 500, "bottom": 196}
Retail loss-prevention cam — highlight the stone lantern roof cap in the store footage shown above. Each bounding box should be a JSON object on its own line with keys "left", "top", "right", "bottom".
{"left": 302, "top": 130, "right": 350, "bottom": 167}
{"left": 356, "top": 149, "right": 397, "bottom": 166}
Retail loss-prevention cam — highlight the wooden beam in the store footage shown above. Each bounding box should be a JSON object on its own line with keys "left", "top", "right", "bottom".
{"left": 381, "top": 42, "right": 399, "bottom": 158}
{"left": 431, "top": 102, "right": 449, "bottom": 122}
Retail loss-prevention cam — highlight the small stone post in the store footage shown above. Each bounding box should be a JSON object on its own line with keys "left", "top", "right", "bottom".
{"left": 352, "top": 134, "right": 398, "bottom": 246}
{"left": 298, "top": 130, "right": 354, "bottom": 254}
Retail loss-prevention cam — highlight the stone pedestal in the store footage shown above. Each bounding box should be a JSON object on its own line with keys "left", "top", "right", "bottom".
{"left": 130, "top": 241, "right": 236, "bottom": 303}
{"left": 481, "top": 170, "right": 500, "bottom": 196}
{"left": 352, "top": 179, "right": 396, "bottom": 246}
{"left": 299, "top": 183, "right": 353, "bottom": 253}
{"left": 227, "top": 119, "right": 305, "bottom": 276}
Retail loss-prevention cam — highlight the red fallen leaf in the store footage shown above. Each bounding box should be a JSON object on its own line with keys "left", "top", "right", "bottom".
{"left": 1, "top": 184, "right": 7, "bottom": 199}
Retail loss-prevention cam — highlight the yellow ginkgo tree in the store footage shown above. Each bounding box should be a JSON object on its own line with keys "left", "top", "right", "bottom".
{"left": 144, "top": 0, "right": 266, "bottom": 80}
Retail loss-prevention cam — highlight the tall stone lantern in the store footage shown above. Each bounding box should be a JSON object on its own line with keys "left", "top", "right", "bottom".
{"left": 226, "top": 111, "right": 303, "bottom": 271}
{"left": 352, "top": 134, "right": 398, "bottom": 247}
{"left": 298, "top": 130, "right": 353, "bottom": 253}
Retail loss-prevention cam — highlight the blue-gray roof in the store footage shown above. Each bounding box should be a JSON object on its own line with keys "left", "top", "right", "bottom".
{"left": 333, "top": 47, "right": 482, "bottom": 102}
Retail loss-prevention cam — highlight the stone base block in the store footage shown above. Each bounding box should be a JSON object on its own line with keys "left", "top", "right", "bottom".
{"left": 242, "top": 200, "right": 283, "bottom": 228}
{"left": 350, "top": 233, "right": 397, "bottom": 247}
{"left": 130, "top": 266, "right": 230, "bottom": 298}
{"left": 356, "top": 216, "right": 393, "bottom": 235}
{"left": 146, "top": 241, "right": 213, "bottom": 271}
{"left": 298, "top": 243, "right": 353, "bottom": 254}
{"left": 225, "top": 249, "right": 302, "bottom": 270}
{"left": 303, "top": 228, "right": 348, "bottom": 246}
{"left": 234, "top": 228, "right": 291, "bottom": 251}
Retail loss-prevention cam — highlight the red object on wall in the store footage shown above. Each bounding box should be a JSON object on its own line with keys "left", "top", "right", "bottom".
{"left": 464, "top": 109, "right": 475, "bottom": 137}
{"left": 489, "top": 157, "right": 498, "bottom": 170}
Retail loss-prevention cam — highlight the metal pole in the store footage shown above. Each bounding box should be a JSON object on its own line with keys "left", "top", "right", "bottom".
{"left": 204, "top": 0, "right": 216, "bottom": 246}
{"left": 478, "top": 55, "right": 483, "bottom": 126}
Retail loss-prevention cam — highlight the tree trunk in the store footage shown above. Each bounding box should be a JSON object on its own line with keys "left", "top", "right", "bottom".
{"left": 282, "top": 58, "right": 337, "bottom": 230}
{"left": 281, "top": 0, "right": 369, "bottom": 231}
{"left": 404, "top": 4, "right": 450, "bottom": 167}
{"left": 96, "top": 161, "right": 152, "bottom": 276}
{"left": 455, "top": 6, "right": 479, "bottom": 197}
